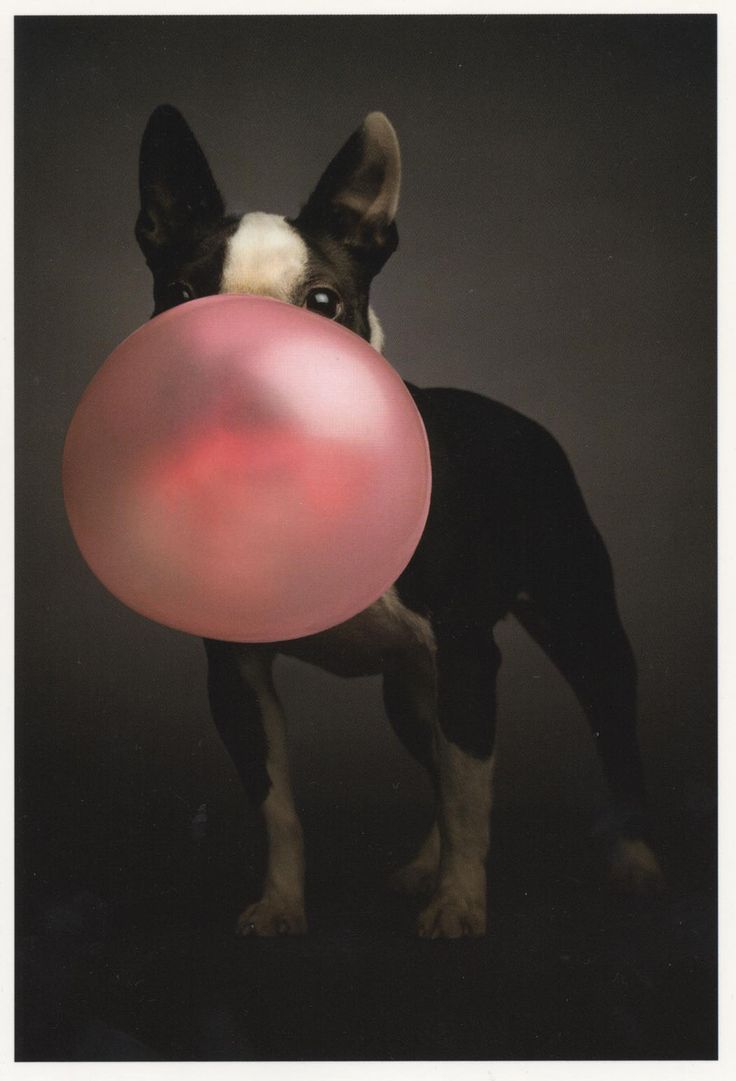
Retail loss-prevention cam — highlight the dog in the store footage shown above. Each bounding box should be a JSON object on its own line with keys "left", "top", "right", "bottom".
{"left": 135, "top": 105, "right": 664, "bottom": 938}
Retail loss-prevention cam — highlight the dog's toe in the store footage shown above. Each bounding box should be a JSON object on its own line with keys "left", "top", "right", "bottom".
{"left": 236, "top": 896, "right": 307, "bottom": 937}
{"left": 606, "top": 838, "right": 666, "bottom": 897}
{"left": 417, "top": 891, "right": 486, "bottom": 939}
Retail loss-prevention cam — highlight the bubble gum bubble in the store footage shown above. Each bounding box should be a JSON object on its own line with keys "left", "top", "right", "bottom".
{"left": 63, "top": 294, "right": 431, "bottom": 642}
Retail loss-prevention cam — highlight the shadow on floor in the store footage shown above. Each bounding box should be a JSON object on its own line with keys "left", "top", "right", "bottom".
{"left": 16, "top": 790, "right": 716, "bottom": 1062}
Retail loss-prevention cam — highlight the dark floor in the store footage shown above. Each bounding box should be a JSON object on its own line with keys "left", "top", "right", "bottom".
{"left": 16, "top": 778, "right": 717, "bottom": 1062}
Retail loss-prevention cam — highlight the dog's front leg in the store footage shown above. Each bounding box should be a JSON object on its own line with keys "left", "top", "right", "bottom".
{"left": 204, "top": 640, "right": 306, "bottom": 935}
{"left": 417, "top": 620, "right": 499, "bottom": 939}
{"left": 235, "top": 648, "right": 306, "bottom": 936}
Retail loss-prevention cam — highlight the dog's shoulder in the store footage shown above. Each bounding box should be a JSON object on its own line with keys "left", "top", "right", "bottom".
{"left": 406, "top": 382, "right": 571, "bottom": 491}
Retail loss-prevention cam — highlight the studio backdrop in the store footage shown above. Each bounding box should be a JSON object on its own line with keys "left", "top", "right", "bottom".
{"left": 15, "top": 15, "right": 716, "bottom": 1062}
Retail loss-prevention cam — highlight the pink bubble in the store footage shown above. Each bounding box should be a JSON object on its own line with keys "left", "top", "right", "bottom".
{"left": 63, "top": 294, "right": 431, "bottom": 642}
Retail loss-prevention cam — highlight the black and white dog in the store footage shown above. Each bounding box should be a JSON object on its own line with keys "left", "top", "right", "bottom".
{"left": 135, "top": 105, "right": 663, "bottom": 938}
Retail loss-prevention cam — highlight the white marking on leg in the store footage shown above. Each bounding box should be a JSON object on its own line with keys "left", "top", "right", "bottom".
{"left": 282, "top": 586, "right": 435, "bottom": 677}
{"left": 221, "top": 212, "right": 308, "bottom": 301}
{"left": 235, "top": 648, "right": 306, "bottom": 935}
{"left": 414, "top": 822, "right": 440, "bottom": 868}
{"left": 418, "top": 734, "right": 494, "bottom": 938}
{"left": 383, "top": 636, "right": 439, "bottom": 897}
{"left": 391, "top": 822, "right": 440, "bottom": 898}
{"left": 607, "top": 837, "right": 665, "bottom": 895}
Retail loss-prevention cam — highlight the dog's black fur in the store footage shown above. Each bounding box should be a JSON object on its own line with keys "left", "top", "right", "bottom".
{"left": 135, "top": 105, "right": 663, "bottom": 938}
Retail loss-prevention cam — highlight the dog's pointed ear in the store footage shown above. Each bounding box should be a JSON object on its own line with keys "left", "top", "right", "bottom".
{"left": 136, "top": 105, "right": 225, "bottom": 268}
{"left": 293, "top": 112, "right": 400, "bottom": 274}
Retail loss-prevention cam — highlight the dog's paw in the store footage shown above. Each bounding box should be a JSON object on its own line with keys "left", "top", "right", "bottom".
{"left": 606, "top": 838, "right": 666, "bottom": 897}
{"left": 417, "top": 890, "right": 486, "bottom": 939}
{"left": 236, "top": 896, "right": 307, "bottom": 937}
{"left": 390, "top": 861, "right": 437, "bottom": 899}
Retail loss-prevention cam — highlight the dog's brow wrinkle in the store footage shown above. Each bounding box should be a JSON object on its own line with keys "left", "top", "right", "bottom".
{"left": 221, "top": 212, "right": 309, "bottom": 301}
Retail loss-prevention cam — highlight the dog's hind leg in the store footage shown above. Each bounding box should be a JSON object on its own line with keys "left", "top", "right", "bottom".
{"left": 512, "top": 518, "right": 664, "bottom": 895}
{"left": 382, "top": 647, "right": 441, "bottom": 898}
{"left": 204, "top": 639, "right": 306, "bottom": 935}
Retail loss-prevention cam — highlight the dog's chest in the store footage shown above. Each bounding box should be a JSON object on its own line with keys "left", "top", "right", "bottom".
{"left": 277, "top": 587, "right": 435, "bottom": 677}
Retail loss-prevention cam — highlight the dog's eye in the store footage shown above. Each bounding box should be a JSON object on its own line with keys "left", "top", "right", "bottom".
{"left": 304, "top": 287, "right": 342, "bottom": 320}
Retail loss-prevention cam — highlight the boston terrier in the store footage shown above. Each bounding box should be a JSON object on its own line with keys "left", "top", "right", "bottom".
{"left": 135, "top": 105, "right": 663, "bottom": 937}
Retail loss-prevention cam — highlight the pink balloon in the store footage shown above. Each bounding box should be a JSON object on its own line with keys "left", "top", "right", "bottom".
{"left": 63, "top": 294, "right": 431, "bottom": 642}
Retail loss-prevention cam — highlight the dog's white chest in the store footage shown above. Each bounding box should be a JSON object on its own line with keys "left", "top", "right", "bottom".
{"left": 278, "top": 587, "right": 435, "bottom": 677}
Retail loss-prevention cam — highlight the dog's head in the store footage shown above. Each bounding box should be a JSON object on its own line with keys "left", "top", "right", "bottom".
{"left": 135, "top": 106, "right": 400, "bottom": 351}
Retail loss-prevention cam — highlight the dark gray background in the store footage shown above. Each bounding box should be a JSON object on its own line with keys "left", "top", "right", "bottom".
{"left": 16, "top": 15, "right": 716, "bottom": 1060}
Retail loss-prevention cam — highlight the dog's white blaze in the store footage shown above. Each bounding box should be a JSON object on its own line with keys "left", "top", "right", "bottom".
{"left": 222, "top": 212, "right": 309, "bottom": 301}
{"left": 222, "top": 212, "right": 387, "bottom": 353}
